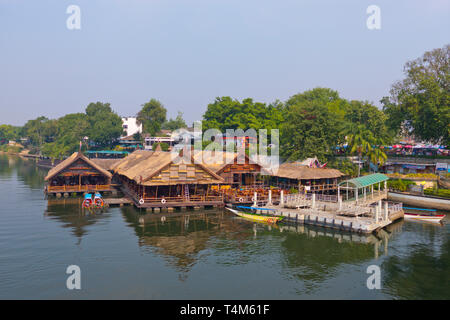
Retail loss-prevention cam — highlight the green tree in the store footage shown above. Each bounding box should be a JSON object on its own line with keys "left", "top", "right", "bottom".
{"left": 22, "top": 116, "right": 51, "bottom": 146}
{"left": 202, "top": 97, "right": 283, "bottom": 132}
{"left": 162, "top": 111, "right": 188, "bottom": 131}
{"left": 0, "top": 125, "right": 21, "bottom": 142}
{"left": 281, "top": 88, "right": 345, "bottom": 161}
{"left": 382, "top": 44, "right": 450, "bottom": 145}
{"left": 42, "top": 113, "right": 90, "bottom": 158}
{"left": 345, "top": 124, "right": 377, "bottom": 176}
{"left": 137, "top": 99, "right": 167, "bottom": 136}
{"left": 85, "top": 102, "right": 123, "bottom": 146}
{"left": 344, "top": 100, "right": 390, "bottom": 143}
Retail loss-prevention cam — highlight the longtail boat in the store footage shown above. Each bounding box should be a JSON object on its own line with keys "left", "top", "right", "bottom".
{"left": 226, "top": 207, "right": 283, "bottom": 224}
{"left": 403, "top": 207, "right": 445, "bottom": 223}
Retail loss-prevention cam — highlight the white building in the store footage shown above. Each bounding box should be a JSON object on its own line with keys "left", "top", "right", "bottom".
{"left": 121, "top": 117, "right": 142, "bottom": 137}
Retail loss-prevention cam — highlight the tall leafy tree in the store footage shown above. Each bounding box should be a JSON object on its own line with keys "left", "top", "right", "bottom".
{"left": 281, "top": 88, "right": 345, "bottom": 161}
{"left": 22, "top": 116, "right": 51, "bottom": 146}
{"left": 41, "top": 113, "right": 90, "bottom": 158}
{"left": 202, "top": 97, "right": 283, "bottom": 132}
{"left": 0, "top": 125, "right": 21, "bottom": 142}
{"left": 344, "top": 100, "right": 390, "bottom": 143}
{"left": 162, "top": 111, "right": 188, "bottom": 131}
{"left": 85, "top": 102, "right": 123, "bottom": 146}
{"left": 382, "top": 44, "right": 450, "bottom": 145}
{"left": 137, "top": 99, "right": 167, "bottom": 136}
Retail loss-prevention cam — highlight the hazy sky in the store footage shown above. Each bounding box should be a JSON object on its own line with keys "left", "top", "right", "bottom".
{"left": 1, "top": 0, "right": 449, "bottom": 126}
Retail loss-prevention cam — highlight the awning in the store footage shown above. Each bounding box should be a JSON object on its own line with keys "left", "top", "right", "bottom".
{"left": 338, "top": 173, "right": 389, "bottom": 189}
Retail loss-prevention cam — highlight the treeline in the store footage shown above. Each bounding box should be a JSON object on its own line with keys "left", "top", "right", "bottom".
{"left": 0, "top": 100, "right": 189, "bottom": 158}
{"left": 201, "top": 44, "right": 449, "bottom": 166}
{"left": 1, "top": 44, "right": 448, "bottom": 164}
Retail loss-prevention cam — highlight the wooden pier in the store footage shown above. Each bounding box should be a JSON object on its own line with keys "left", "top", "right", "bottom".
{"left": 104, "top": 197, "right": 133, "bottom": 207}
{"left": 245, "top": 174, "right": 405, "bottom": 234}
{"left": 259, "top": 204, "right": 401, "bottom": 234}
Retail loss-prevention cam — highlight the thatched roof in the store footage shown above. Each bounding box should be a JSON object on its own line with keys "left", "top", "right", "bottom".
{"left": 90, "top": 158, "right": 122, "bottom": 171}
{"left": 45, "top": 152, "right": 113, "bottom": 181}
{"left": 111, "top": 150, "right": 224, "bottom": 186}
{"left": 193, "top": 151, "right": 243, "bottom": 173}
{"left": 193, "top": 150, "right": 270, "bottom": 174}
{"left": 270, "top": 162, "right": 344, "bottom": 180}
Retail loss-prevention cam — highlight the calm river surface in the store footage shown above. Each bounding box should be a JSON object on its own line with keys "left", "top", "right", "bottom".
{"left": 0, "top": 154, "right": 449, "bottom": 299}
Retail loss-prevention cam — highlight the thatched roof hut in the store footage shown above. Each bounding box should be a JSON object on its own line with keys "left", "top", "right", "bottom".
{"left": 90, "top": 158, "right": 121, "bottom": 171}
{"left": 45, "top": 152, "right": 112, "bottom": 181}
{"left": 270, "top": 162, "right": 344, "bottom": 181}
{"left": 111, "top": 150, "right": 224, "bottom": 186}
{"left": 193, "top": 150, "right": 269, "bottom": 173}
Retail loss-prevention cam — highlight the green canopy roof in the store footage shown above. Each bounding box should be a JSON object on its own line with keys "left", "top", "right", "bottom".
{"left": 338, "top": 173, "right": 389, "bottom": 189}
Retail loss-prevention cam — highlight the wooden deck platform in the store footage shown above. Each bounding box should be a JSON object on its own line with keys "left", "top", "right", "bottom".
{"left": 46, "top": 185, "right": 113, "bottom": 195}
{"left": 244, "top": 192, "right": 404, "bottom": 234}
{"left": 104, "top": 198, "right": 133, "bottom": 206}
{"left": 261, "top": 206, "right": 399, "bottom": 233}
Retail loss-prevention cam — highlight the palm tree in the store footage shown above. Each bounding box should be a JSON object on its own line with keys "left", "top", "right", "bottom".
{"left": 367, "top": 142, "right": 388, "bottom": 169}
{"left": 345, "top": 124, "right": 375, "bottom": 176}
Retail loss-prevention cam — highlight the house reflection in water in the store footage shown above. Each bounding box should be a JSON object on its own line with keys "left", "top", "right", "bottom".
{"left": 121, "top": 208, "right": 257, "bottom": 275}
{"left": 44, "top": 198, "right": 109, "bottom": 243}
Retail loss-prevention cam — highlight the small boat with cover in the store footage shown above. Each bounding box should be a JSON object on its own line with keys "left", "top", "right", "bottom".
{"left": 82, "top": 192, "right": 104, "bottom": 209}
{"left": 403, "top": 207, "right": 445, "bottom": 223}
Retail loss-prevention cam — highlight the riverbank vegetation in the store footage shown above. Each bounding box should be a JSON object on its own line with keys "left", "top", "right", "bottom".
{"left": 387, "top": 179, "right": 417, "bottom": 192}
{"left": 424, "top": 188, "right": 450, "bottom": 199}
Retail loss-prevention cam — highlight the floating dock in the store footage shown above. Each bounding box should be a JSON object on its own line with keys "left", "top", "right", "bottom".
{"left": 242, "top": 174, "right": 404, "bottom": 234}
{"left": 104, "top": 197, "right": 133, "bottom": 207}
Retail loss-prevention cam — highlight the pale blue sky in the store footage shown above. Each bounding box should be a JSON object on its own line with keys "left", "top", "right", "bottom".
{"left": 1, "top": 0, "right": 449, "bottom": 126}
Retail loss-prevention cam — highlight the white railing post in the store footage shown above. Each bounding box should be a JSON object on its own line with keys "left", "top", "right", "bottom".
{"left": 338, "top": 196, "right": 342, "bottom": 211}
{"left": 253, "top": 192, "right": 257, "bottom": 207}
{"left": 384, "top": 202, "right": 389, "bottom": 221}
{"left": 375, "top": 204, "right": 379, "bottom": 222}
{"left": 268, "top": 189, "right": 272, "bottom": 206}
{"left": 280, "top": 190, "right": 284, "bottom": 207}
{"left": 312, "top": 193, "right": 316, "bottom": 209}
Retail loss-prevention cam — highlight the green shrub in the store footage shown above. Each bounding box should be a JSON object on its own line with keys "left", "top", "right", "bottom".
{"left": 387, "top": 179, "right": 416, "bottom": 192}
{"left": 424, "top": 188, "right": 450, "bottom": 199}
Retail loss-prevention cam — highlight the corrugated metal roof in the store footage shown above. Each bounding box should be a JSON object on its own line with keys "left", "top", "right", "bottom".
{"left": 338, "top": 173, "right": 389, "bottom": 189}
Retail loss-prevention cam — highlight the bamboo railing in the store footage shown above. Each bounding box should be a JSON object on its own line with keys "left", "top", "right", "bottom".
{"left": 47, "top": 184, "right": 111, "bottom": 193}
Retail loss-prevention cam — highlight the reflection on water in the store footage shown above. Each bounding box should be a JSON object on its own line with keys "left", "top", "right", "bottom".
{"left": 0, "top": 154, "right": 449, "bottom": 299}
{"left": 45, "top": 198, "right": 110, "bottom": 242}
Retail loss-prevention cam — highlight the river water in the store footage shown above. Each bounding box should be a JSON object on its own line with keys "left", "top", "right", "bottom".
{"left": 0, "top": 154, "right": 448, "bottom": 299}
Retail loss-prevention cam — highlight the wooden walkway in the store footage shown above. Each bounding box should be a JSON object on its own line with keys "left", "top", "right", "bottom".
{"left": 249, "top": 191, "right": 404, "bottom": 234}
{"left": 104, "top": 197, "right": 133, "bottom": 206}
